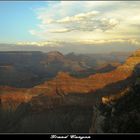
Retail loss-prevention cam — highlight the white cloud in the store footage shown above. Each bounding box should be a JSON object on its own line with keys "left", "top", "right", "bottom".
{"left": 49, "top": 28, "right": 73, "bottom": 33}
{"left": 29, "top": 1, "right": 140, "bottom": 44}
{"left": 16, "top": 41, "right": 63, "bottom": 47}
{"left": 41, "top": 11, "right": 119, "bottom": 33}
{"left": 46, "top": 11, "right": 99, "bottom": 24}
{"left": 17, "top": 38, "right": 140, "bottom": 48}
{"left": 77, "top": 39, "right": 140, "bottom": 46}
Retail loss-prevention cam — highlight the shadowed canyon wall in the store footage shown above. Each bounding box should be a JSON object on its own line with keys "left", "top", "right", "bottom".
{"left": 0, "top": 50, "right": 140, "bottom": 133}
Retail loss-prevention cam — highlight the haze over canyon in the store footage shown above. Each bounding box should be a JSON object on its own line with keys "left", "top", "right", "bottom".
{"left": 0, "top": 49, "right": 140, "bottom": 133}
{"left": 1, "top": 1, "right": 140, "bottom": 133}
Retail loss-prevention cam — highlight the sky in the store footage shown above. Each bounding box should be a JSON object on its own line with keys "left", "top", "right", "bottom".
{"left": 0, "top": 1, "right": 140, "bottom": 53}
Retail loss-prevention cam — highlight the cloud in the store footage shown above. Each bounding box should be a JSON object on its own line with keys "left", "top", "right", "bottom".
{"left": 15, "top": 37, "right": 140, "bottom": 53}
{"left": 49, "top": 28, "right": 73, "bottom": 33}
{"left": 16, "top": 41, "right": 63, "bottom": 47}
{"left": 29, "top": 1, "right": 140, "bottom": 43}
{"left": 77, "top": 39, "right": 140, "bottom": 46}
{"left": 33, "top": 9, "right": 119, "bottom": 34}
{"left": 44, "top": 11, "right": 119, "bottom": 33}
{"left": 45, "top": 11, "right": 99, "bottom": 24}
{"left": 17, "top": 38, "right": 140, "bottom": 48}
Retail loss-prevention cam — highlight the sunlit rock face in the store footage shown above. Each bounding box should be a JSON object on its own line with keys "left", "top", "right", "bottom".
{"left": 0, "top": 50, "right": 140, "bottom": 133}
{"left": 0, "top": 49, "right": 140, "bottom": 111}
{"left": 118, "top": 50, "right": 140, "bottom": 71}
{"left": 0, "top": 87, "right": 32, "bottom": 110}
{"left": 32, "top": 50, "right": 139, "bottom": 96}
{"left": 0, "top": 51, "right": 130, "bottom": 89}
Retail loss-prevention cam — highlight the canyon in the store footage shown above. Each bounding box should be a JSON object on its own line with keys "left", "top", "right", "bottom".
{"left": 0, "top": 50, "right": 140, "bottom": 133}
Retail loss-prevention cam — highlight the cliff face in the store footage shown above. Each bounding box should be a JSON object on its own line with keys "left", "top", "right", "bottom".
{"left": 0, "top": 51, "right": 130, "bottom": 87}
{"left": 0, "top": 50, "right": 140, "bottom": 133}
{"left": 89, "top": 76, "right": 140, "bottom": 133}
{"left": 31, "top": 50, "right": 140, "bottom": 96}
{"left": 0, "top": 50, "right": 140, "bottom": 110}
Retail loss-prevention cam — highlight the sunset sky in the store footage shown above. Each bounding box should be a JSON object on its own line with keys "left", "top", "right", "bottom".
{"left": 0, "top": 1, "right": 140, "bottom": 53}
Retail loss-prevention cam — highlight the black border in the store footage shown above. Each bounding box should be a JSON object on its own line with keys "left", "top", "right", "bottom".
{"left": 0, "top": 0, "right": 140, "bottom": 136}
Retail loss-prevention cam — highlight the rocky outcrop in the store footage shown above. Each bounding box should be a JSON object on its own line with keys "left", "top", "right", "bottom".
{"left": 89, "top": 75, "right": 140, "bottom": 133}
{"left": 89, "top": 105, "right": 105, "bottom": 133}
{"left": 0, "top": 51, "right": 130, "bottom": 88}
{"left": 0, "top": 50, "right": 140, "bottom": 133}
{"left": 0, "top": 50, "right": 140, "bottom": 110}
{"left": 32, "top": 50, "right": 140, "bottom": 96}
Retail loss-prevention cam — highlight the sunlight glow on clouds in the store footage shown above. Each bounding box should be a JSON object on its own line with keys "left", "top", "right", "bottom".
{"left": 28, "top": 1, "right": 140, "bottom": 46}
{"left": 1, "top": 1, "right": 140, "bottom": 53}
{"left": 17, "top": 38, "right": 140, "bottom": 47}
{"left": 44, "top": 11, "right": 119, "bottom": 33}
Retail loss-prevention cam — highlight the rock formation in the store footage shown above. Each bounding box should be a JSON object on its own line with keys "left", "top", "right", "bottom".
{"left": 0, "top": 50, "right": 140, "bottom": 133}
{"left": 0, "top": 50, "right": 140, "bottom": 110}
